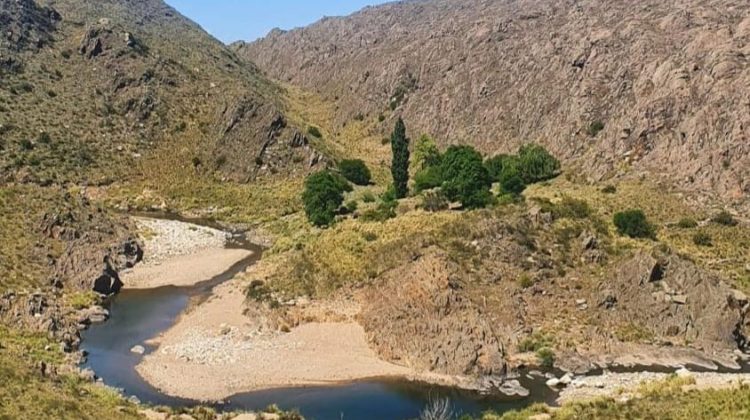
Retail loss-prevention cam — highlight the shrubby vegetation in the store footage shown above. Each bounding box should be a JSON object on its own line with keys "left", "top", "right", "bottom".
{"left": 338, "top": 159, "right": 371, "bottom": 185}
{"left": 614, "top": 209, "right": 656, "bottom": 239}
{"left": 712, "top": 210, "right": 738, "bottom": 226}
{"left": 413, "top": 134, "right": 441, "bottom": 170}
{"left": 302, "top": 170, "right": 351, "bottom": 227}
{"left": 440, "top": 145, "right": 494, "bottom": 209}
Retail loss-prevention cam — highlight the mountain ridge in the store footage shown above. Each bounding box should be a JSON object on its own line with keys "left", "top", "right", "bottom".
{"left": 238, "top": 0, "right": 750, "bottom": 202}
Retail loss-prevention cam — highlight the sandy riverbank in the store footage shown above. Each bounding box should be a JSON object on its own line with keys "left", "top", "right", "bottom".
{"left": 135, "top": 277, "right": 413, "bottom": 401}
{"left": 120, "top": 217, "right": 252, "bottom": 289}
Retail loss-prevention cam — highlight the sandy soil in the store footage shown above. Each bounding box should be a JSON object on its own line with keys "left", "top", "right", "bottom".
{"left": 136, "top": 278, "right": 413, "bottom": 401}
{"left": 121, "top": 217, "right": 251, "bottom": 289}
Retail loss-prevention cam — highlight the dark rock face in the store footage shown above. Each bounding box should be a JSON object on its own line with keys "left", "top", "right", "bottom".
{"left": 240, "top": 0, "right": 750, "bottom": 201}
{"left": 600, "top": 252, "right": 749, "bottom": 353}
{"left": 0, "top": 0, "right": 59, "bottom": 52}
{"left": 41, "top": 193, "right": 142, "bottom": 295}
{"left": 359, "top": 252, "right": 507, "bottom": 377}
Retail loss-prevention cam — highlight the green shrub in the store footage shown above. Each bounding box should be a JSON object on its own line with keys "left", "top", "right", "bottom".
{"left": 413, "top": 165, "right": 444, "bottom": 192}
{"left": 677, "top": 218, "right": 698, "bottom": 229}
{"left": 613, "top": 209, "right": 656, "bottom": 239}
{"left": 553, "top": 196, "right": 591, "bottom": 219}
{"left": 484, "top": 154, "right": 514, "bottom": 182}
{"left": 361, "top": 191, "right": 376, "bottom": 203}
{"left": 360, "top": 199, "right": 397, "bottom": 222}
{"left": 588, "top": 120, "right": 605, "bottom": 137}
{"left": 344, "top": 200, "right": 358, "bottom": 213}
{"left": 601, "top": 185, "right": 617, "bottom": 194}
{"left": 712, "top": 211, "right": 738, "bottom": 226}
{"left": 440, "top": 145, "right": 493, "bottom": 209}
{"left": 518, "top": 275, "right": 534, "bottom": 289}
{"left": 338, "top": 159, "right": 371, "bottom": 185}
{"left": 307, "top": 126, "right": 322, "bottom": 138}
{"left": 420, "top": 190, "right": 449, "bottom": 212}
{"left": 692, "top": 232, "right": 712, "bottom": 247}
{"left": 302, "top": 170, "right": 350, "bottom": 227}
{"left": 413, "top": 134, "right": 441, "bottom": 170}
{"left": 516, "top": 143, "right": 561, "bottom": 184}
{"left": 536, "top": 347, "right": 555, "bottom": 369}
{"left": 499, "top": 167, "right": 526, "bottom": 195}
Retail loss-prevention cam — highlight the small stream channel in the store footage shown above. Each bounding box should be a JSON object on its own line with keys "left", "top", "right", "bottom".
{"left": 81, "top": 214, "right": 731, "bottom": 420}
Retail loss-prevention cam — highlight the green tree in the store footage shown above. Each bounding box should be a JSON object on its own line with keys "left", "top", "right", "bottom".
{"left": 440, "top": 145, "right": 493, "bottom": 209}
{"left": 302, "top": 170, "right": 350, "bottom": 227}
{"left": 613, "top": 209, "right": 656, "bottom": 239}
{"left": 338, "top": 159, "right": 371, "bottom": 185}
{"left": 390, "top": 117, "right": 410, "bottom": 198}
{"left": 413, "top": 134, "right": 441, "bottom": 170}
{"left": 517, "top": 144, "right": 561, "bottom": 184}
{"left": 484, "top": 154, "right": 513, "bottom": 182}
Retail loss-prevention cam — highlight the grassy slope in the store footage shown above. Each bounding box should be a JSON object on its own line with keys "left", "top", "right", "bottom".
{"left": 483, "top": 377, "right": 750, "bottom": 420}
{"left": 0, "top": 326, "right": 141, "bottom": 419}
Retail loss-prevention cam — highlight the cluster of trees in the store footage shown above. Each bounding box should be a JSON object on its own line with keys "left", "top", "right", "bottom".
{"left": 302, "top": 117, "right": 561, "bottom": 226}
{"left": 414, "top": 135, "right": 560, "bottom": 209}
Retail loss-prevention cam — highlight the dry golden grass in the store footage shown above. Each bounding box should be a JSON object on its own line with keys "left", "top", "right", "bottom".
{"left": 526, "top": 178, "right": 750, "bottom": 290}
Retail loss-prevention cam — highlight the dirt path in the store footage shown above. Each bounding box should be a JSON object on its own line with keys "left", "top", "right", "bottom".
{"left": 120, "top": 217, "right": 251, "bottom": 289}
{"left": 135, "top": 277, "right": 413, "bottom": 400}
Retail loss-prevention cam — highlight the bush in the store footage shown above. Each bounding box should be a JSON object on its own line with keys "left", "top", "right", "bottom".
{"left": 601, "top": 185, "right": 617, "bottom": 194}
{"left": 536, "top": 347, "right": 555, "bottom": 369}
{"left": 485, "top": 154, "right": 514, "bottom": 182}
{"left": 302, "top": 170, "right": 350, "bottom": 227}
{"left": 361, "top": 191, "right": 376, "bottom": 203}
{"left": 360, "top": 199, "right": 397, "bottom": 222}
{"left": 551, "top": 196, "right": 591, "bottom": 219}
{"left": 517, "top": 143, "right": 561, "bottom": 184}
{"left": 413, "top": 134, "right": 441, "bottom": 170}
{"left": 441, "top": 145, "right": 493, "bottom": 209}
{"left": 712, "top": 211, "right": 738, "bottom": 226}
{"left": 307, "top": 126, "right": 322, "bottom": 138}
{"left": 588, "top": 120, "right": 605, "bottom": 137}
{"left": 338, "top": 159, "right": 371, "bottom": 185}
{"left": 613, "top": 209, "right": 656, "bottom": 239}
{"left": 499, "top": 165, "right": 526, "bottom": 195}
{"left": 413, "top": 165, "right": 444, "bottom": 192}
{"left": 420, "top": 190, "right": 449, "bottom": 212}
{"left": 692, "top": 232, "right": 712, "bottom": 247}
{"left": 677, "top": 218, "right": 698, "bottom": 229}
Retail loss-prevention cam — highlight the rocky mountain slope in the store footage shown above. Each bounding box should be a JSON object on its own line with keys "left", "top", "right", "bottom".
{"left": 238, "top": 0, "right": 750, "bottom": 202}
{"left": 0, "top": 0, "right": 321, "bottom": 187}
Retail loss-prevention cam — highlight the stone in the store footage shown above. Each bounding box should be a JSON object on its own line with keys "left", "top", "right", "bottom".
{"left": 498, "top": 379, "right": 530, "bottom": 397}
{"left": 671, "top": 294, "right": 688, "bottom": 305}
{"left": 546, "top": 377, "right": 561, "bottom": 388}
{"left": 130, "top": 345, "right": 146, "bottom": 355}
{"left": 559, "top": 372, "right": 574, "bottom": 385}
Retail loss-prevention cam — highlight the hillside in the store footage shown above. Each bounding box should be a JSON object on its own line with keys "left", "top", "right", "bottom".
{"left": 238, "top": 0, "right": 750, "bottom": 202}
{"left": 1, "top": 0, "right": 322, "bottom": 188}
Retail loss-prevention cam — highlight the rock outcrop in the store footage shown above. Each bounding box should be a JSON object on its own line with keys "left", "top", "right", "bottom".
{"left": 359, "top": 251, "right": 507, "bottom": 377}
{"left": 599, "top": 251, "right": 750, "bottom": 353}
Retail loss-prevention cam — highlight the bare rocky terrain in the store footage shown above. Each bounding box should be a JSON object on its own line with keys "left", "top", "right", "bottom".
{"left": 239, "top": 0, "right": 750, "bottom": 201}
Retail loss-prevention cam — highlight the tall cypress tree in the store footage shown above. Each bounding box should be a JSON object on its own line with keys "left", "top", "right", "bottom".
{"left": 391, "top": 117, "right": 410, "bottom": 198}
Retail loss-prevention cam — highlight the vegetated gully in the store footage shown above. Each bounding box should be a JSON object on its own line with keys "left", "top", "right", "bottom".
{"left": 79, "top": 214, "right": 733, "bottom": 420}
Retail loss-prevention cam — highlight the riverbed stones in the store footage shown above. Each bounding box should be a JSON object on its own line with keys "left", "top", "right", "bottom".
{"left": 130, "top": 345, "right": 146, "bottom": 355}
{"left": 498, "top": 379, "right": 530, "bottom": 397}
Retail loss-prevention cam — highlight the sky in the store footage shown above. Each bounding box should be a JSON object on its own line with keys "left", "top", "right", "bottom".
{"left": 165, "top": 0, "right": 393, "bottom": 44}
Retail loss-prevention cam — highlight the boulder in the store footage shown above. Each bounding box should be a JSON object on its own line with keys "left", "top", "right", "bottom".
{"left": 130, "top": 345, "right": 146, "bottom": 355}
